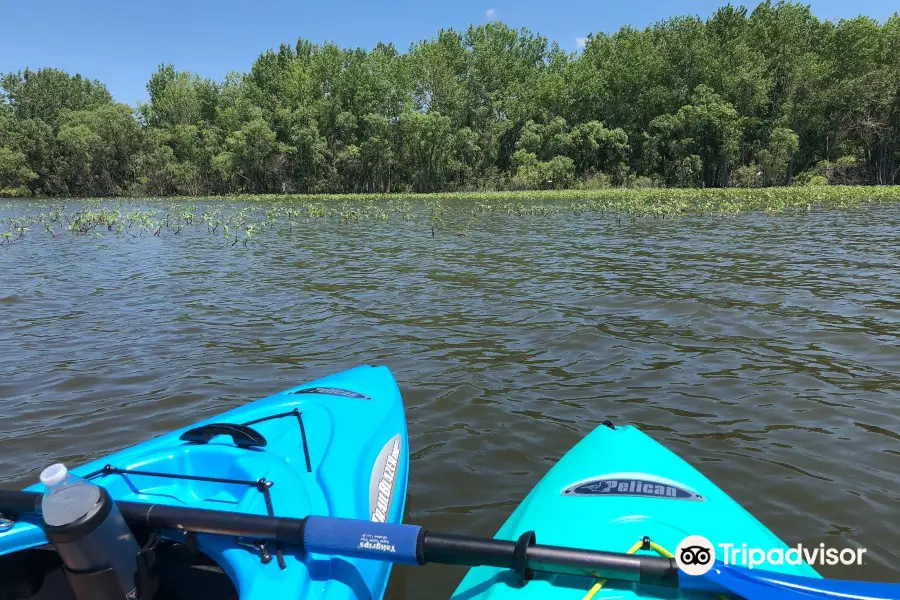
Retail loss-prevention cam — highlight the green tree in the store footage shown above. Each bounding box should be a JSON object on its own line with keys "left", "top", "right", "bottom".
{"left": 0, "top": 68, "right": 112, "bottom": 124}
{"left": 646, "top": 85, "right": 742, "bottom": 186}
{"left": 0, "top": 147, "right": 37, "bottom": 195}
{"left": 2, "top": 2, "right": 900, "bottom": 195}
{"left": 56, "top": 103, "right": 142, "bottom": 196}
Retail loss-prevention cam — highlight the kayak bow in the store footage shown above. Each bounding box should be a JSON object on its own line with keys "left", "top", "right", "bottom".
{"left": 0, "top": 365, "right": 410, "bottom": 600}
{"left": 449, "top": 420, "right": 889, "bottom": 600}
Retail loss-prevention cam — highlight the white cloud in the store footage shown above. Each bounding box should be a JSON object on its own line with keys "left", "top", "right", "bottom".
{"left": 486, "top": 8, "right": 496, "bottom": 18}
{"left": 575, "top": 37, "right": 587, "bottom": 49}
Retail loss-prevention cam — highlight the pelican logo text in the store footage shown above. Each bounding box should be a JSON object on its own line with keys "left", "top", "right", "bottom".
{"left": 369, "top": 435, "right": 402, "bottom": 522}
{"left": 293, "top": 387, "right": 371, "bottom": 400}
{"left": 562, "top": 477, "right": 704, "bottom": 501}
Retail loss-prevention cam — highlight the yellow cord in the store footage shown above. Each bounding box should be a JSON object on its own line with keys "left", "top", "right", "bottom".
{"left": 582, "top": 540, "right": 657, "bottom": 600}
{"left": 647, "top": 541, "right": 675, "bottom": 559}
{"left": 580, "top": 538, "right": 728, "bottom": 600}
{"left": 625, "top": 540, "right": 646, "bottom": 555}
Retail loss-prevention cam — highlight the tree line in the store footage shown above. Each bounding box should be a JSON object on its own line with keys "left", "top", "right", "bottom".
{"left": 1, "top": 0, "right": 899, "bottom": 198}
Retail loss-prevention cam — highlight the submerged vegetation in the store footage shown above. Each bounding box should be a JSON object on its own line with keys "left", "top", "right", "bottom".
{"left": 2, "top": 185, "right": 898, "bottom": 247}
{"left": 1, "top": 1, "right": 900, "bottom": 199}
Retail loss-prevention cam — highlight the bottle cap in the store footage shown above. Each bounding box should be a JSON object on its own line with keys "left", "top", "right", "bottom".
{"left": 40, "top": 463, "right": 68, "bottom": 487}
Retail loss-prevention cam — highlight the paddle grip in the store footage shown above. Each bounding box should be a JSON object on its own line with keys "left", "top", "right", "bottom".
{"left": 303, "top": 516, "right": 425, "bottom": 565}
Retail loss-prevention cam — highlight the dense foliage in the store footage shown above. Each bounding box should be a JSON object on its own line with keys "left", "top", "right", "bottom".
{"left": 1, "top": 1, "right": 899, "bottom": 197}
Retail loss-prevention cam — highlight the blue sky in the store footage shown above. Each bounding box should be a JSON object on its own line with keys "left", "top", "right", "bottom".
{"left": 1, "top": 0, "right": 897, "bottom": 106}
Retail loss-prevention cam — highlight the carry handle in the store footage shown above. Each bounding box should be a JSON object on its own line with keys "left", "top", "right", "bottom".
{"left": 179, "top": 423, "right": 267, "bottom": 448}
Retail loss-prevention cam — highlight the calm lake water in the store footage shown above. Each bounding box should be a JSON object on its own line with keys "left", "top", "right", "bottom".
{"left": 1, "top": 199, "right": 899, "bottom": 596}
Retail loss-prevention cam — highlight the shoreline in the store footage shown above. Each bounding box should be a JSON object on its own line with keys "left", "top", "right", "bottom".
{"left": 6, "top": 185, "right": 900, "bottom": 204}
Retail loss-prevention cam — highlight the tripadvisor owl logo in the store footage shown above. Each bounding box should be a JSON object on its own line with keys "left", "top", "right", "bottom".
{"left": 675, "top": 535, "right": 716, "bottom": 576}
{"left": 675, "top": 535, "right": 868, "bottom": 575}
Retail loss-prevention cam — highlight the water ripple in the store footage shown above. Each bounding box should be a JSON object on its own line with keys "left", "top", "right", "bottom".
{"left": 1, "top": 201, "right": 899, "bottom": 595}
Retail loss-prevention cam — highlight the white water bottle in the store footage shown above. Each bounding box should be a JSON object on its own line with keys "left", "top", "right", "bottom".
{"left": 40, "top": 464, "right": 100, "bottom": 527}
{"left": 40, "top": 463, "right": 142, "bottom": 599}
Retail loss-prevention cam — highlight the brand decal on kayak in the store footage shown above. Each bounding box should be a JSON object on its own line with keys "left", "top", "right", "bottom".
{"left": 562, "top": 474, "right": 704, "bottom": 501}
{"left": 293, "top": 386, "right": 371, "bottom": 400}
{"left": 369, "top": 434, "right": 402, "bottom": 522}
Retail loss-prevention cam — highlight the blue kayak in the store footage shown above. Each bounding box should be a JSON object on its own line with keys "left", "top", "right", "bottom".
{"left": 0, "top": 365, "right": 409, "bottom": 600}
{"left": 3, "top": 365, "right": 890, "bottom": 600}
{"left": 450, "top": 421, "right": 822, "bottom": 600}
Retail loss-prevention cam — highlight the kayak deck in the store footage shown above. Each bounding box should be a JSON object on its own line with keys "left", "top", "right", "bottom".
{"left": 0, "top": 365, "right": 409, "bottom": 600}
{"left": 451, "top": 422, "right": 821, "bottom": 600}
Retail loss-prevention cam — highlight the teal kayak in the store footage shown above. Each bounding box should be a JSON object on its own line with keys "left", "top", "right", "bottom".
{"left": 0, "top": 365, "right": 409, "bottom": 600}
{"left": 450, "top": 420, "right": 822, "bottom": 600}
{"left": 1, "top": 366, "right": 892, "bottom": 600}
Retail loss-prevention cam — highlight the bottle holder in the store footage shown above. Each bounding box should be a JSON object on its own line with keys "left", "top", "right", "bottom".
{"left": 63, "top": 566, "right": 130, "bottom": 600}
{"left": 61, "top": 532, "right": 159, "bottom": 600}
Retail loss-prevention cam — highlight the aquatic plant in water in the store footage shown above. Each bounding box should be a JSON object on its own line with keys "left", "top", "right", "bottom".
{"left": 1, "top": 186, "right": 899, "bottom": 248}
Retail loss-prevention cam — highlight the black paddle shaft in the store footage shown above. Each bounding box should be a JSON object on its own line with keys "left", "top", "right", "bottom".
{"left": 0, "top": 489, "right": 678, "bottom": 588}
{"left": 422, "top": 531, "right": 679, "bottom": 587}
{"left": 0, "top": 489, "right": 307, "bottom": 543}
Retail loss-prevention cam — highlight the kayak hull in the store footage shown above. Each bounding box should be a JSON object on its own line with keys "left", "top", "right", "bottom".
{"left": 0, "top": 365, "right": 409, "bottom": 600}
{"left": 450, "top": 422, "right": 821, "bottom": 600}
